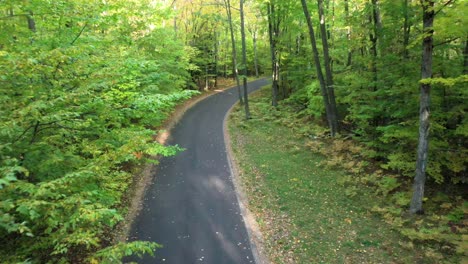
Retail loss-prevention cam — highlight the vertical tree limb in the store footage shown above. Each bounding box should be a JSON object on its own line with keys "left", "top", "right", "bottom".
{"left": 410, "top": 0, "right": 435, "bottom": 215}
{"left": 240, "top": 0, "right": 250, "bottom": 119}
{"left": 224, "top": 0, "right": 244, "bottom": 104}
{"left": 301, "top": 0, "right": 336, "bottom": 136}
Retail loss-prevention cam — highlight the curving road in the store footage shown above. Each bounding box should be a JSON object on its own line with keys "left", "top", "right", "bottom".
{"left": 127, "top": 78, "right": 269, "bottom": 264}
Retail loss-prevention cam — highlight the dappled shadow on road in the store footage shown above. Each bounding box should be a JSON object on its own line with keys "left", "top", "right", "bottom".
{"left": 125, "top": 79, "right": 269, "bottom": 264}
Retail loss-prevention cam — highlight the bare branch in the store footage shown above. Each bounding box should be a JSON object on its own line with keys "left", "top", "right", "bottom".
{"left": 433, "top": 37, "right": 460, "bottom": 47}
{"left": 70, "top": 23, "right": 88, "bottom": 45}
{"left": 435, "top": 0, "right": 456, "bottom": 16}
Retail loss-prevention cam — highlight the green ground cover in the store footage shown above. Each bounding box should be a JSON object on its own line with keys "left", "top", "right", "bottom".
{"left": 228, "top": 87, "right": 448, "bottom": 264}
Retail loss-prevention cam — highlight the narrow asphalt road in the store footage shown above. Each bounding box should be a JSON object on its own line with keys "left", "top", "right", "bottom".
{"left": 127, "top": 78, "right": 269, "bottom": 264}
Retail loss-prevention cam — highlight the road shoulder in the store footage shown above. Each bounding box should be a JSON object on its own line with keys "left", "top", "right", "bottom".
{"left": 223, "top": 92, "right": 271, "bottom": 264}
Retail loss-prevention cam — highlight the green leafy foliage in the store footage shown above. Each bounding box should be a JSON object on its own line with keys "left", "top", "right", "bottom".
{"left": 261, "top": 0, "right": 467, "bottom": 186}
{"left": 229, "top": 87, "right": 426, "bottom": 263}
{"left": 91, "top": 241, "right": 161, "bottom": 264}
{"left": 0, "top": 0, "right": 197, "bottom": 262}
{"left": 240, "top": 86, "right": 465, "bottom": 263}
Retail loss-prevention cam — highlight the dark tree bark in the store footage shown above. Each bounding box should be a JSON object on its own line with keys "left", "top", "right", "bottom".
{"left": 344, "top": 0, "right": 352, "bottom": 66}
{"left": 224, "top": 0, "right": 243, "bottom": 104}
{"left": 26, "top": 11, "right": 36, "bottom": 32}
{"left": 369, "top": 0, "right": 381, "bottom": 92}
{"left": 240, "top": 0, "right": 250, "bottom": 119}
{"left": 267, "top": 3, "right": 279, "bottom": 107}
{"left": 301, "top": 0, "right": 336, "bottom": 136}
{"left": 410, "top": 0, "right": 435, "bottom": 215}
{"left": 317, "top": 0, "right": 339, "bottom": 133}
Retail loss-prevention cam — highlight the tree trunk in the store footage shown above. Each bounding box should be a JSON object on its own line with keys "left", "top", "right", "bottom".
{"left": 240, "top": 0, "right": 251, "bottom": 119}
{"left": 403, "top": 0, "right": 412, "bottom": 59}
{"left": 463, "top": 37, "right": 468, "bottom": 74}
{"left": 205, "top": 64, "right": 209, "bottom": 90}
{"left": 27, "top": 11, "right": 36, "bottom": 32}
{"left": 410, "top": 0, "right": 435, "bottom": 215}
{"left": 369, "top": 0, "right": 381, "bottom": 92}
{"left": 214, "top": 30, "right": 219, "bottom": 88}
{"left": 224, "top": 29, "right": 229, "bottom": 78}
{"left": 253, "top": 29, "right": 259, "bottom": 78}
{"left": 267, "top": 3, "right": 279, "bottom": 107}
{"left": 344, "top": 0, "right": 352, "bottom": 66}
{"left": 371, "top": 0, "right": 383, "bottom": 33}
{"left": 173, "top": 3, "right": 178, "bottom": 40}
{"left": 317, "top": 0, "right": 339, "bottom": 134}
{"left": 301, "top": 0, "right": 336, "bottom": 136}
{"left": 224, "top": 0, "right": 243, "bottom": 104}
{"left": 296, "top": 33, "right": 302, "bottom": 55}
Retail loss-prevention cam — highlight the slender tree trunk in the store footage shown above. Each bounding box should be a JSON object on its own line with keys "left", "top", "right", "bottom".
{"left": 369, "top": 0, "right": 382, "bottom": 129}
{"left": 253, "top": 29, "right": 259, "bottom": 78}
{"left": 463, "top": 37, "right": 468, "bottom": 74}
{"left": 173, "top": 3, "right": 178, "bottom": 40}
{"left": 372, "top": 0, "right": 383, "bottom": 34}
{"left": 296, "top": 34, "right": 302, "bottom": 55}
{"left": 240, "top": 0, "right": 250, "bottom": 119}
{"left": 344, "top": 0, "right": 352, "bottom": 66}
{"left": 224, "top": 29, "right": 229, "bottom": 78}
{"left": 224, "top": 0, "right": 243, "bottom": 104}
{"left": 369, "top": 0, "right": 381, "bottom": 92}
{"left": 317, "top": 0, "right": 339, "bottom": 134}
{"left": 410, "top": 0, "right": 435, "bottom": 215}
{"left": 403, "top": 0, "right": 412, "bottom": 59}
{"left": 214, "top": 30, "right": 219, "bottom": 88}
{"left": 27, "top": 11, "right": 36, "bottom": 32}
{"left": 205, "top": 64, "right": 209, "bottom": 90}
{"left": 267, "top": 3, "right": 279, "bottom": 107}
{"left": 301, "top": 0, "right": 336, "bottom": 136}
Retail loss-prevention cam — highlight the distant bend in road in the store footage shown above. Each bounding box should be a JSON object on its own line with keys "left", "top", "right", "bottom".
{"left": 127, "top": 78, "right": 269, "bottom": 264}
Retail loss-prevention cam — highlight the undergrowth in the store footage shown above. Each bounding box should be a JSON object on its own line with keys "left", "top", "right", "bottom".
{"left": 228, "top": 86, "right": 466, "bottom": 263}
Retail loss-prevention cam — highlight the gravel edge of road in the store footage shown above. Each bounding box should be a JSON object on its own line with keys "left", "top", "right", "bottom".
{"left": 223, "top": 90, "right": 270, "bottom": 264}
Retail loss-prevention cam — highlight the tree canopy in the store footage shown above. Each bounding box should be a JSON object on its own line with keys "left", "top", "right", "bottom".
{"left": 1, "top": 0, "right": 466, "bottom": 262}
{"left": 0, "top": 0, "right": 197, "bottom": 261}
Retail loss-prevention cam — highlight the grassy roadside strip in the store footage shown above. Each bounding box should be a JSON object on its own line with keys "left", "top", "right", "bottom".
{"left": 228, "top": 86, "right": 440, "bottom": 263}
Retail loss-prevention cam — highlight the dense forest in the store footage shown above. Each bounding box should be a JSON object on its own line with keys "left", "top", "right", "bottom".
{"left": 0, "top": 0, "right": 197, "bottom": 262}
{"left": 0, "top": 0, "right": 466, "bottom": 263}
